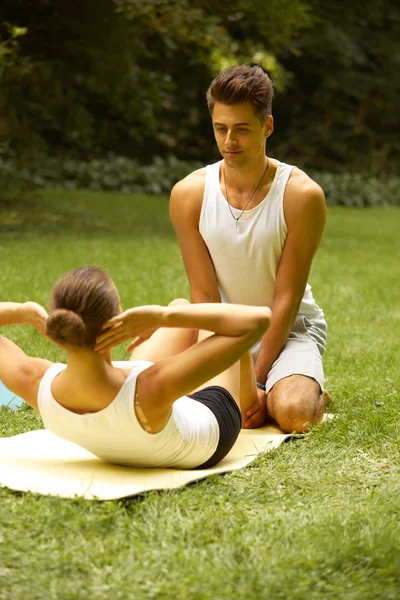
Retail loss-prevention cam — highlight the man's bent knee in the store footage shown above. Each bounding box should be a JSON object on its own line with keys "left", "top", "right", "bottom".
{"left": 267, "top": 384, "right": 324, "bottom": 433}
{"left": 168, "top": 298, "right": 190, "bottom": 307}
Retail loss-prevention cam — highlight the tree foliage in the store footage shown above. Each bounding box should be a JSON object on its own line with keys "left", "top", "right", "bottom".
{"left": 0, "top": 0, "right": 398, "bottom": 172}
{"left": 272, "top": 0, "right": 400, "bottom": 173}
{"left": 0, "top": 0, "right": 172, "bottom": 158}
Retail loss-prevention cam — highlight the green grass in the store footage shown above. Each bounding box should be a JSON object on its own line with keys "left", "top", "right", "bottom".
{"left": 1, "top": 190, "right": 400, "bottom": 600}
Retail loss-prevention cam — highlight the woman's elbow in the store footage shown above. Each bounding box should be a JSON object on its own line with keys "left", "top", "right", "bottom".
{"left": 252, "top": 307, "right": 272, "bottom": 339}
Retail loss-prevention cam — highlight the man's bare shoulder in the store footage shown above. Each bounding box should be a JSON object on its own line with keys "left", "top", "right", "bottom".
{"left": 169, "top": 167, "right": 207, "bottom": 226}
{"left": 286, "top": 167, "right": 326, "bottom": 206}
{"left": 171, "top": 167, "right": 207, "bottom": 200}
{"left": 284, "top": 167, "right": 326, "bottom": 229}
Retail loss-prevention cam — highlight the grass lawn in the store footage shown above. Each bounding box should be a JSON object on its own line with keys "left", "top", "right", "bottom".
{"left": 1, "top": 190, "right": 399, "bottom": 600}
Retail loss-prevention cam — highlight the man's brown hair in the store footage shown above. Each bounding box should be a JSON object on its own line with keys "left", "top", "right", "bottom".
{"left": 46, "top": 266, "right": 120, "bottom": 349}
{"left": 206, "top": 65, "right": 274, "bottom": 122}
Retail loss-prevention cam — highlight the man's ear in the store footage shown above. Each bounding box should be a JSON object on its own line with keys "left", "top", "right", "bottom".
{"left": 264, "top": 115, "right": 274, "bottom": 138}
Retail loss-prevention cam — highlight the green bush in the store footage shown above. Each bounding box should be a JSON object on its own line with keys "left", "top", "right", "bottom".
{"left": 1, "top": 153, "right": 399, "bottom": 206}
{"left": 311, "top": 172, "right": 400, "bottom": 207}
{"left": 0, "top": 144, "right": 34, "bottom": 205}
{"left": 0, "top": 154, "right": 202, "bottom": 197}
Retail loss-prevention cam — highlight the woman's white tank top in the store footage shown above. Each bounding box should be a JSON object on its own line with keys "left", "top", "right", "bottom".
{"left": 199, "top": 159, "right": 324, "bottom": 319}
{"left": 37, "top": 361, "right": 219, "bottom": 469}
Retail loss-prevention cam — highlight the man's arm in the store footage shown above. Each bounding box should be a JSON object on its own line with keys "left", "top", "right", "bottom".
{"left": 244, "top": 173, "right": 326, "bottom": 427}
{"left": 169, "top": 171, "right": 221, "bottom": 304}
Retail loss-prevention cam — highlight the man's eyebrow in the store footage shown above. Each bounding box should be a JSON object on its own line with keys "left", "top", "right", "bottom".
{"left": 213, "top": 121, "right": 252, "bottom": 127}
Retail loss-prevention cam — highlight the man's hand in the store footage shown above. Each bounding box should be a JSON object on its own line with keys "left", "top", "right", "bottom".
{"left": 243, "top": 386, "right": 268, "bottom": 429}
{"left": 21, "top": 302, "right": 48, "bottom": 336}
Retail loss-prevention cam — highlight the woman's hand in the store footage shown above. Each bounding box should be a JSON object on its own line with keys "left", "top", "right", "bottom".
{"left": 95, "top": 305, "right": 164, "bottom": 353}
{"left": 21, "top": 302, "right": 49, "bottom": 336}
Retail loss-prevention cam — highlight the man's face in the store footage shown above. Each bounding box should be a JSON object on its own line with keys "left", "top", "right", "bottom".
{"left": 211, "top": 102, "right": 273, "bottom": 168}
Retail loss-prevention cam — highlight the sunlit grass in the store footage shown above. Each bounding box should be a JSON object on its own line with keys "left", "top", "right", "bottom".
{"left": 0, "top": 191, "right": 399, "bottom": 599}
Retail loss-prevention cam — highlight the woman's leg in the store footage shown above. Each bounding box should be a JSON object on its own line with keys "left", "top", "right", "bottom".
{"left": 129, "top": 298, "right": 198, "bottom": 362}
{"left": 193, "top": 330, "right": 257, "bottom": 419}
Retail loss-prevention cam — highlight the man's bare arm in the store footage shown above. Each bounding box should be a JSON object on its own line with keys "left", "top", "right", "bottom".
{"left": 169, "top": 172, "right": 221, "bottom": 304}
{"left": 245, "top": 174, "right": 326, "bottom": 427}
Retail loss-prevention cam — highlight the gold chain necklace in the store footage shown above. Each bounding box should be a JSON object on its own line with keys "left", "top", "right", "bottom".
{"left": 223, "top": 158, "right": 270, "bottom": 230}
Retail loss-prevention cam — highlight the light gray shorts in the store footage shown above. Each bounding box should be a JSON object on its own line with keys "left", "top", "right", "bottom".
{"left": 251, "top": 313, "right": 327, "bottom": 394}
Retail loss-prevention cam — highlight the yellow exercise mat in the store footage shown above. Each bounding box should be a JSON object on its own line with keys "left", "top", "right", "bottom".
{"left": 0, "top": 424, "right": 291, "bottom": 500}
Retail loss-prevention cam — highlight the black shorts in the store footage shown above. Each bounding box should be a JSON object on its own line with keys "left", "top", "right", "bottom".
{"left": 188, "top": 385, "right": 242, "bottom": 469}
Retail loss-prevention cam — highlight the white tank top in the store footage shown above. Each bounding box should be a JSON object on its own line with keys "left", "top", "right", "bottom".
{"left": 37, "top": 361, "right": 219, "bottom": 469}
{"left": 199, "top": 159, "right": 324, "bottom": 319}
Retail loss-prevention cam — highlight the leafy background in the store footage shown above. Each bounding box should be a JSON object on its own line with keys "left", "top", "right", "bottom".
{"left": 0, "top": 0, "right": 399, "bottom": 177}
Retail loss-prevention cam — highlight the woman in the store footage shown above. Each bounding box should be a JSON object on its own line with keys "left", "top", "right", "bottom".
{"left": 0, "top": 267, "right": 270, "bottom": 469}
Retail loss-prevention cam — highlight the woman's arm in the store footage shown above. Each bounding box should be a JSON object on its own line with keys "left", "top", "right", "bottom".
{"left": 0, "top": 336, "right": 53, "bottom": 411}
{"left": 96, "top": 303, "right": 271, "bottom": 429}
{"left": 0, "top": 302, "right": 51, "bottom": 410}
{"left": 96, "top": 303, "right": 270, "bottom": 352}
{"left": 0, "top": 302, "right": 48, "bottom": 335}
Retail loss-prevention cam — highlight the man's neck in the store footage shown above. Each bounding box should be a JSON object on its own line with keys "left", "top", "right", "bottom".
{"left": 223, "top": 154, "right": 270, "bottom": 193}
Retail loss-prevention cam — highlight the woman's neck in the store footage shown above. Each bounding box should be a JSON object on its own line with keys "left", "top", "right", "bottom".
{"left": 65, "top": 348, "right": 114, "bottom": 381}
{"left": 52, "top": 348, "right": 127, "bottom": 414}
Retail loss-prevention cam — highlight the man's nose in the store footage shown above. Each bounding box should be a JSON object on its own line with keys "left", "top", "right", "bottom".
{"left": 225, "top": 130, "right": 237, "bottom": 145}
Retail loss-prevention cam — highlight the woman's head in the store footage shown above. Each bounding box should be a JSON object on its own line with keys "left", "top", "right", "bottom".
{"left": 46, "top": 267, "right": 120, "bottom": 349}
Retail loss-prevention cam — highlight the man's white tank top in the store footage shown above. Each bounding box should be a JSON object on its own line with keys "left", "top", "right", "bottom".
{"left": 37, "top": 361, "right": 219, "bottom": 469}
{"left": 199, "top": 159, "right": 325, "bottom": 320}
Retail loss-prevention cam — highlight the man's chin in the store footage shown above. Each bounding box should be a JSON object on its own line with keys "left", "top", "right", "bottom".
{"left": 223, "top": 154, "right": 246, "bottom": 168}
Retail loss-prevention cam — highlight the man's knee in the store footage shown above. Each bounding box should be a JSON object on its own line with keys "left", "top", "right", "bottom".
{"left": 168, "top": 298, "right": 190, "bottom": 307}
{"left": 267, "top": 381, "right": 324, "bottom": 433}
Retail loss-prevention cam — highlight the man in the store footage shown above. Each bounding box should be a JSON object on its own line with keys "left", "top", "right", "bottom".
{"left": 169, "top": 65, "right": 327, "bottom": 433}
